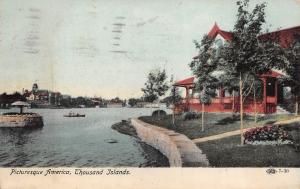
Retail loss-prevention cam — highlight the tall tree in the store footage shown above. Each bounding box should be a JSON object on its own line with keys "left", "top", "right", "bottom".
{"left": 218, "top": 0, "right": 285, "bottom": 144}
{"left": 190, "top": 35, "right": 219, "bottom": 132}
{"left": 284, "top": 34, "right": 300, "bottom": 115}
{"left": 142, "top": 68, "right": 169, "bottom": 116}
{"left": 168, "top": 75, "right": 182, "bottom": 125}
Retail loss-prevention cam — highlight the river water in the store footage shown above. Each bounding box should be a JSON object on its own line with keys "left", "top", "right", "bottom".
{"left": 0, "top": 108, "right": 169, "bottom": 167}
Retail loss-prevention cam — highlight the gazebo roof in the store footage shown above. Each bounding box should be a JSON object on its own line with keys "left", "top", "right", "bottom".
{"left": 174, "top": 70, "right": 283, "bottom": 87}
{"left": 11, "top": 101, "right": 29, "bottom": 106}
{"left": 259, "top": 70, "right": 284, "bottom": 78}
{"left": 173, "top": 77, "right": 195, "bottom": 87}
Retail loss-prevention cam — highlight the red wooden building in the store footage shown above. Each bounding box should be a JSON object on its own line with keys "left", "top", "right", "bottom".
{"left": 174, "top": 24, "right": 300, "bottom": 114}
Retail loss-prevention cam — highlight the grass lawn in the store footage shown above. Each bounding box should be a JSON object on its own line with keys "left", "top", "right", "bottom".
{"left": 139, "top": 113, "right": 300, "bottom": 167}
{"left": 139, "top": 113, "right": 295, "bottom": 139}
{"left": 197, "top": 135, "right": 300, "bottom": 167}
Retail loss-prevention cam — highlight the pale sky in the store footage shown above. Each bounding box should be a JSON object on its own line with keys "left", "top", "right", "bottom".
{"left": 0, "top": 0, "right": 299, "bottom": 98}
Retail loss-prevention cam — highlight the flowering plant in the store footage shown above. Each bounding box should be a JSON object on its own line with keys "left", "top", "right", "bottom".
{"left": 244, "top": 125, "right": 291, "bottom": 143}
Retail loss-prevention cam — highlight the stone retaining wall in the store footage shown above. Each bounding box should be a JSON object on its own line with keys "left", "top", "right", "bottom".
{"left": 0, "top": 114, "right": 43, "bottom": 128}
{"left": 131, "top": 118, "right": 209, "bottom": 167}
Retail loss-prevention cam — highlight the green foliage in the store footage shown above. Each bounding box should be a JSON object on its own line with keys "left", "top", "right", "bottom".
{"left": 171, "top": 86, "right": 182, "bottom": 105}
{"left": 164, "top": 75, "right": 182, "bottom": 107}
{"left": 142, "top": 69, "right": 169, "bottom": 103}
{"left": 60, "top": 98, "right": 72, "bottom": 108}
{"left": 284, "top": 34, "right": 300, "bottom": 99}
{"left": 190, "top": 35, "right": 218, "bottom": 104}
{"left": 220, "top": 0, "right": 267, "bottom": 77}
{"left": 218, "top": 0, "right": 286, "bottom": 97}
{"left": 163, "top": 87, "right": 182, "bottom": 107}
{"left": 128, "top": 98, "right": 138, "bottom": 107}
{"left": 0, "top": 92, "right": 26, "bottom": 104}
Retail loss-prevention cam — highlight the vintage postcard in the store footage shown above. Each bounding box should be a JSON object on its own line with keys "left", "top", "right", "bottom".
{"left": 0, "top": 0, "right": 299, "bottom": 188}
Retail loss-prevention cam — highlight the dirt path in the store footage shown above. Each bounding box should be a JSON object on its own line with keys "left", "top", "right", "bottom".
{"left": 193, "top": 116, "right": 300, "bottom": 143}
{"left": 192, "top": 129, "right": 246, "bottom": 143}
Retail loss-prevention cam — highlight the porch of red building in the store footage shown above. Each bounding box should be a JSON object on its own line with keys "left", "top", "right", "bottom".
{"left": 173, "top": 70, "right": 285, "bottom": 114}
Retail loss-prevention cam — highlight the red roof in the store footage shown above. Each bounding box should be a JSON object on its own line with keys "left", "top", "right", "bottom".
{"left": 259, "top": 70, "right": 284, "bottom": 78}
{"left": 173, "top": 77, "right": 195, "bottom": 87}
{"left": 258, "top": 26, "right": 300, "bottom": 48}
{"left": 207, "top": 23, "right": 300, "bottom": 48}
{"left": 175, "top": 70, "right": 283, "bottom": 87}
{"left": 208, "top": 23, "right": 233, "bottom": 41}
{"left": 185, "top": 24, "right": 296, "bottom": 87}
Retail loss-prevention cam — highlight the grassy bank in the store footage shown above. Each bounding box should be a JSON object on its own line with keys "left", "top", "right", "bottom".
{"left": 197, "top": 135, "right": 300, "bottom": 167}
{"left": 139, "top": 113, "right": 300, "bottom": 167}
{"left": 139, "top": 113, "right": 294, "bottom": 139}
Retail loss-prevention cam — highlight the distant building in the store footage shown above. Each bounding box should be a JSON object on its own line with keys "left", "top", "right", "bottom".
{"left": 107, "top": 103, "right": 123, "bottom": 108}
{"left": 23, "top": 83, "right": 62, "bottom": 106}
{"left": 62, "top": 95, "right": 71, "bottom": 99}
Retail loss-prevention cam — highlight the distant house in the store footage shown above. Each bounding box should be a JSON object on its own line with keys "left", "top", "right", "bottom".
{"left": 174, "top": 24, "right": 300, "bottom": 114}
{"left": 106, "top": 97, "right": 125, "bottom": 108}
{"left": 23, "top": 83, "right": 62, "bottom": 106}
{"left": 62, "top": 95, "right": 71, "bottom": 99}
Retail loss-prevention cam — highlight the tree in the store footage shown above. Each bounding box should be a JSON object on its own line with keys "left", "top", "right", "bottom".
{"left": 60, "top": 98, "right": 72, "bottom": 108}
{"left": 142, "top": 68, "right": 169, "bottom": 117}
{"left": 190, "top": 35, "right": 219, "bottom": 132}
{"left": 142, "top": 68, "right": 169, "bottom": 103}
{"left": 218, "top": 0, "right": 285, "bottom": 144}
{"left": 284, "top": 34, "right": 300, "bottom": 115}
{"left": 167, "top": 75, "right": 182, "bottom": 125}
{"left": 128, "top": 98, "right": 138, "bottom": 107}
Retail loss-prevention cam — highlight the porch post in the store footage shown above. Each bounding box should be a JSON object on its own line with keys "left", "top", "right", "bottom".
{"left": 220, "top": 86, "right": 224, "bottom": 101}
{"left": 263, "top": 77, "right": 267, "bottom": 113}
{"left": 275, "top": 79, "right": 278, "bottom": 105}
{"left": 185, "top": 87, "right": 190, "bottom": 111}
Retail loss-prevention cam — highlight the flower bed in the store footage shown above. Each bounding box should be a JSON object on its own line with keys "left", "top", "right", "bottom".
{"left": 244, "top": 125, "right": 292, "bottom": 144}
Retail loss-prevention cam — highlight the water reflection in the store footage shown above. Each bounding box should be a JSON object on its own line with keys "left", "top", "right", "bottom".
{"left": 0, "top": 108, "right": 169, "bottom": 167}
{"left": 0, "top": 128, "right": 42, "bottom": 166}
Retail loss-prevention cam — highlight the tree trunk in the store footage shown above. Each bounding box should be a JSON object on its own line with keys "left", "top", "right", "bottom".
{"left": 296, "top": 95, "right": 299, "bottom": 116}
{"left": 201, "top": 102, "right": 205, "bottom": 132}
{"left": 157, "top": 101, "right": 160, "bottom": 119}
{"left": 232, "top": 91, "right": 235, "bottom": 112}
{"left": 239, "top": 72, "right": 244, "bottom": 145}
{"left": 254, "top": 82, "right": 257, "bottom": 123}
{"left": 172, "top": 106, "right": 175, "bottom": 125}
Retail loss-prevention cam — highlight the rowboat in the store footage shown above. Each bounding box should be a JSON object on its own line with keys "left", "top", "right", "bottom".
{"left": 64, "top": 112, "right": 85, "bottom": 117}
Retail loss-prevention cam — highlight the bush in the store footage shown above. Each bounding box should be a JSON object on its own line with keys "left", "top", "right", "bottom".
{"left": 152, "top": 110, "right": 167, "bottom": 117}
{"left": 244, "top": 125, "right": 291, "bottom": 143}
{"left": 182, "top": 112, "right": 199, "bottom": 121}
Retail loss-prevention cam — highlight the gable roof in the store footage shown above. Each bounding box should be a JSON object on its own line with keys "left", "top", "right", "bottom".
{"left": 207, "top": 23, "right": 300, "bottom": 48}
{"left": 208, "top": 23, "right": 233, "bottom": 41}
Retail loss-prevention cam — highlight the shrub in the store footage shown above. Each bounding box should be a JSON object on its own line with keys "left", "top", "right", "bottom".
{"left": 244, "top": 125, "right": 291, "bottom": 143}
{"left": 182, "top": 112, "right": 199, "bottom": 121}
{"left": 152, "top": 110, "right": 167, "bottom": 117}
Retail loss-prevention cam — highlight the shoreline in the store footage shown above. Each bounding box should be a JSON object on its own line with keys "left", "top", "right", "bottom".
{"left": 111, "top": 120, "right": 170, "bottom": 167}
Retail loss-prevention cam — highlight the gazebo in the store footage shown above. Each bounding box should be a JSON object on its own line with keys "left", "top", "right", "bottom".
{"left": 11, "top": 101, "right": 30, "bottom": 114}
{"left": 173, "top": 70, "right": 283, "bottom": 114}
